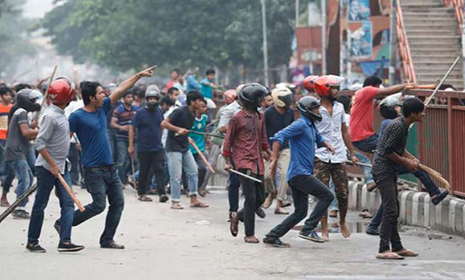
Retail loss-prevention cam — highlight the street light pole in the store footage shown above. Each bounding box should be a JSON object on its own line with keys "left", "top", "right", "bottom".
{"left": 296, "top": 0, "right": 300, "bottom": 28}
{"left": 261, "top": 0, "right": 269, "bottom": 87}
{"left": 322, "top": 0, "right": 327, "bottom": 75}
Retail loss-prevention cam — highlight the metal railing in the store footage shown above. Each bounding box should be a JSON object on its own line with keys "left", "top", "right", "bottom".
{"left": 395, "top": 0, "right": 417, "bottom": 83}
{"left": 341, "top": 89, "right": 465, "bottom": 198}
{"left": 445, "top": 0, "right": 464, "bottom": 33}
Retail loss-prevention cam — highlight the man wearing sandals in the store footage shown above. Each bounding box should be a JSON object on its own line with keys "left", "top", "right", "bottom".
{"left": 161, "top": 90, "right": 209, "bottom": 210}
{"left": 223, "top": 83, "right": 271, "bottom": 244}
{"left": 128, "top": 85, "right": 169, "bottom": 203}
{"left": 55, "top": 67, "right": 154, "bottom": 250}
{"left": 372, "top": 97, "right": 424, "bottom": 260}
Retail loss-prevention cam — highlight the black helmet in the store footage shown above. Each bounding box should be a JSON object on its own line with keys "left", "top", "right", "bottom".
{"left": 297, "top": 96, "right": 322, "bottom": 122}
{"left": 238, "top": 83, "right": 269, "bottom": 109}
{"left": 379, "top": 93, "right": 402, "bottom": 119}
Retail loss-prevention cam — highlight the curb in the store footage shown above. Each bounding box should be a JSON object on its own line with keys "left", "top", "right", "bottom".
{"left": 348, "top": 182, "right": 465, "bottom": 237}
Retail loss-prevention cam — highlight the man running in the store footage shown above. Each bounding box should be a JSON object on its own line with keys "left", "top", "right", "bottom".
{"left": 263, "top": 96, "right": 335, "bottom": 247}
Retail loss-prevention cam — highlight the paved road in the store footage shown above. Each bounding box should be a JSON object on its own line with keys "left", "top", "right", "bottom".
{"left": 1, "top": 187, "right": 465, "bottom": 280}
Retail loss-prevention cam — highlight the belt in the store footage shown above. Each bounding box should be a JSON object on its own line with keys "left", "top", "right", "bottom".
{"left": 84, "top": 165, "right": 114, "bottom": 172}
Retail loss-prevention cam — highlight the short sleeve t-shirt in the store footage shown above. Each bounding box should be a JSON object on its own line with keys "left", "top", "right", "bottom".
{"left": 189, "top": 114, "right": 208, "bottom": 154}
{"left": 349, "top": 86, "right": 379, "bottom": 142}
{"left": 264, "top": 106, "right": 294, "bottom": 150}
{"left": 5, "top": 108, "right": 29, "bottom": 161}
{"left": 200, "top": 78, "right": 213, "bottom": 99}
{"left": 132, "top": 106, "right": 164, "bottom": 152}
{"left": 166, "top": 106, "right": 195, "bottom": 153}
{"left": 69, "top": 98, "right": 113, "bottom": 168}
{"left": 0, "top": 103, "right": 12, "bottom": 140}
{"left": 112, "top": 104, "right": 138, "bottom": 139}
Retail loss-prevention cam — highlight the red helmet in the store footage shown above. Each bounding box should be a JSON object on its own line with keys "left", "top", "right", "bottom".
{"left": 302, "top": 75, "right": 319, "bottom": 92}
{"left": 224, "top": 89, "right": 237, "bottom": 104}
{"left": 48, "top": 78, "right": 76, "bottom": 105}
{"left": 314, "top": 75, "right": 345, "bottom": 97}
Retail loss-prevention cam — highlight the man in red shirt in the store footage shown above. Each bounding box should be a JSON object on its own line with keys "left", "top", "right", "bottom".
{"left": 223, "top": 83, "right": 271, "bottom": 244}
{"left": 0, "top": 86, "right": 14, "bottom": 207}
{"left": 349, "top": 76, "right": 409, "bottom": 153}
{"left": 164, "top": 69, "right": 181, "bottom": 92}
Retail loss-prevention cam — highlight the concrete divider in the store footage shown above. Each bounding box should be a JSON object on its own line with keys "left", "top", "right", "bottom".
{"left": 346, "top": 181, "right": 465, "bottom": 237}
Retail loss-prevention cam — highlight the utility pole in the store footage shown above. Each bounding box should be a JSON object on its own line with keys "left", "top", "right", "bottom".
{"left": 261, "top": 0, "right": 269, "bottom": 87}
{"left": 295, "top": 0, "right": 300, "bottom": 28}
{"left": 389, "top": 0, "right": 397, "bottom": 85}
{"left": 321, "top": 0, "right": 327, "bottom": 75}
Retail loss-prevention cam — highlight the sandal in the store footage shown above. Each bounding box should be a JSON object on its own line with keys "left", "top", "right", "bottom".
{"left": 376, "top": 251, "right": 404, "bottom": 260}
{"left": 393, "top": 249, "right": 419, "bottom": 257}
{"left": 171, "top": 203, "right": 184, "bottom": 210}
{"left": 230, "top": 212, "right": 239, "bottom": 237}
{"left": 244, "top": 236, "right": 260, "bottom": 244}
{"left": 138, "top": 195, "right": 153, "bottom": 202}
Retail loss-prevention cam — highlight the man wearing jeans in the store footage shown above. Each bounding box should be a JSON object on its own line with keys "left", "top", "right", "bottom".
{"left": 27, "top": 78, "right": 84, "bottom": 253}
{"left": 111, "top": 90, "right": 138, "bottom": 186}
{"left": 349, "top": 76, "right": 408, "bottom": 154}
{"left": 161, "top": 90, "right": 208, "bottom": 210}
{"left": 371, "top": 98, "right": 424, "bottom": 259}
{"left": 57, "top": 67, "right": 154, "bottom": 249}
{"left": 0, "top": 86, "right": 14, "bottom": 207}
{"left": 5, "top": 89, "right": 41, "bottom": 219}
{"left": 263, "top": 96, "right": 335, "bottom": 247}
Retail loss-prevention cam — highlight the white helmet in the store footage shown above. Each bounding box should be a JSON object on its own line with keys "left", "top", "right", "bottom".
{"left": 271, "top": 86, "right": 294, "bottom": 108}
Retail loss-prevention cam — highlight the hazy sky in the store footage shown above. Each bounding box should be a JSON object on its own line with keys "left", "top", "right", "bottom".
{"left": 22, "top": 0, "right": 55, "bottom": 18}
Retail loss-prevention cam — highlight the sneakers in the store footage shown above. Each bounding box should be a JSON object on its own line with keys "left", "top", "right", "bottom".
{"left": 299, "top": 230, "right": 325, "bottom": 243}
{"left": 159, "top": 195, "right": 169, "bottom": 203}
{"left": 12, "top": 210, "right": 30, "bottom": 219}
{"left": 58, "top": 242, "right": 85, "bottom": 252}
{"left": 366, "top": 226, "right": 380, "bottom": 236}
{"left": 263, "top": 237, "right": 291, "bottom": 248}
{"left": 432, "top": 191, "right": 449, "bottom": 205}
{"left": 26, "top": 243, "right": 46, "bottom": 253}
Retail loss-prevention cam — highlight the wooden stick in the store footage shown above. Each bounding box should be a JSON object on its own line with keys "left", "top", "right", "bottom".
{"left": 57, "top": 173, "right": 85, "bottom": 212}
{"left": 419, "top": 164, "right": 451, "bottom": 192}
{"left": 36, "top": 65, "right": 58, "bottom": 121}
{"left": 405, "top": 84, "right": 436, "bottom": 90}
{"left": 188, "top": 137, "right": 215, "bottom": 174}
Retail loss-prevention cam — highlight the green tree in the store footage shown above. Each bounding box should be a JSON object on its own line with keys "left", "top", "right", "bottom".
{"left": 0, "top": 0, "right": 36, "bottom": 80}
{"left": 43, "top": 0, "right": 297, "bottom": 82}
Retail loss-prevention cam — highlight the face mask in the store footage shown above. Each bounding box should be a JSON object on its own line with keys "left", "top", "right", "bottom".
{"left": 146, "top": 101, "right": 159, "bottom": 110}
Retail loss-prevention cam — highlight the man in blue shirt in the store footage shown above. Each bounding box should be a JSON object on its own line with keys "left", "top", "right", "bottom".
{"left": 56, "top": 67, "right": 154, "bottom": 250}
{"left": 263, "top": 96, "right": 335, "bottom": 247}
{"left": 200, "top": 69, "right": 217, "bottom": 99}
{"left": 110, "top": 90, "right": 138, "bottom": 186}
{"left": 186, "top": 68, "right": 201, "bottom": 93}
{"left": 128, "top": 85, "right": 168, "bottom": 203}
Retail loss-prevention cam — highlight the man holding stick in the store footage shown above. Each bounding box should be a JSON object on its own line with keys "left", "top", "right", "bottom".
{"left": 161, "top": 90, "right": 208, "bottom": 209}
{"left": 223, "top": 83, "right": 271, "bottom": 243}
{"left": 26, "top": 78, "right": 84, "bottom": 253}
{"left": 55, "top": 67, "right": 154, "bottom": 249}
{"left": 372, "top": 97, "right": 424, "bottom": 259}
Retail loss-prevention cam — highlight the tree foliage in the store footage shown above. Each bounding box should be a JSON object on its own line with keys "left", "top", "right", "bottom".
{"left": 0, "top": 0, "right": 36, "bottom": 80}
{"left": 42, "top": 0, "right": 296, "bottom": 77}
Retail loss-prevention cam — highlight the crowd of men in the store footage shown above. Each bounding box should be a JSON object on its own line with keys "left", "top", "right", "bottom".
{"left": 0, "top": 67, "right": 450, "bottom": 259}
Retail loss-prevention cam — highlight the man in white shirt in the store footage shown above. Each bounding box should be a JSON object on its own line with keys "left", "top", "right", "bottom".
{"left": 313, "top": 76, "right": 358, "bottom": 242}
